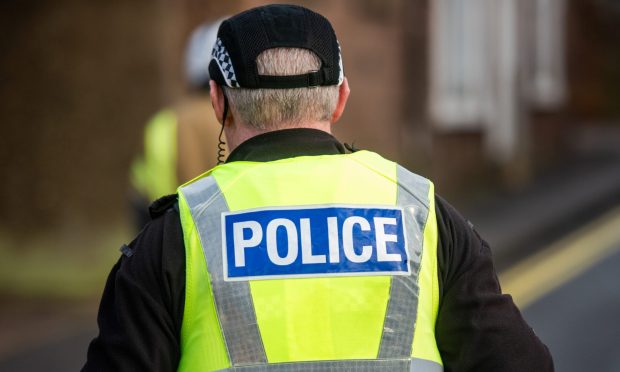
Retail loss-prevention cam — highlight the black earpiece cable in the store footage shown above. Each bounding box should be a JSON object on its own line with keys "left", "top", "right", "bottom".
{"left": 217, "top": 94, "right": 229, "bottom": 165}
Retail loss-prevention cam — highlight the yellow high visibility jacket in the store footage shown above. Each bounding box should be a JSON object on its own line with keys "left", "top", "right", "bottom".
{"left": 130, "top": 98, "right": 221, "bottom": 203}
{"left": 177, "top": 150, "right": 443, "bottom": 371}
{"left": 131, "top": 109, "right": 178, "bottom": 202}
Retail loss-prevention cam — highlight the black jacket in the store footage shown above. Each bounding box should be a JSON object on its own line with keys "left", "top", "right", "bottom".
{"left": 83, "top": 128, "right": 553, "bottom": 372}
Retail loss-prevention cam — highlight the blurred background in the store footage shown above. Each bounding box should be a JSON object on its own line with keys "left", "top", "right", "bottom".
{"left": 1, "top": 0, "right": 619, "bottom": 370}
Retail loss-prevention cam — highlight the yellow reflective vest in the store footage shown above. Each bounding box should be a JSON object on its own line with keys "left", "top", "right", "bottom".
{"left": 131, "top": 109, "right": 178, "bottom": 202}
{"left": 130, "top": 99, "right": 221, "bottom": 203}
{"left": 177, "top": 150, "right": 443, "bottom": 371}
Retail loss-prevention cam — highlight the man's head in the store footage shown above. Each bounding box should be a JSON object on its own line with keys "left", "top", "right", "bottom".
{"left": 208, "top": 4, "right": 349, "bottom": 149}
{"left": 185, "top": 18, "right": 223, "bottom": 92}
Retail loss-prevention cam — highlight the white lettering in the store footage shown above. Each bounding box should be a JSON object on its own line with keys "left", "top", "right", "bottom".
{"left": 233, "top": 221, "right": 263, "bottom": 267}
{"left": 327, "top": 217, "right": 340, "bottom": 263}
{"left": 230, "top": 209, "right": 405, "bottom": 273}
{"left": 300, "top": 218, "right": 326, "bottom": 264}
{"left": 374, "top": 217, "right": 402, "bottom": 262}
{"left": 342, "top": 216, "right": 372, "bottom": 263}
{"left": 266, "top": 218, "right": 298, "bottom": 265}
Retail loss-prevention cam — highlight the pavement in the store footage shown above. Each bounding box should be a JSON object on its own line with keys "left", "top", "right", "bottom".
{"left": 0, "top": 328, "right": 93, "bottom": 372}
{"left": 462, "top": 152, "right": 620, "bottom": 270}
{"left": 0, "top": 299, "right": 97, "bottom": 372}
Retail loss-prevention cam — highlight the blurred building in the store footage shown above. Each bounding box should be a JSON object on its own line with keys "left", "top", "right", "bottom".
{"left": 427, "top": 0, "right": 567, "bottom": 189}
{"left": 1, "top": 0, "right": 619, "bottom": 231}
{"left": 167, "top": 0, "right": 618, "bottom": 198}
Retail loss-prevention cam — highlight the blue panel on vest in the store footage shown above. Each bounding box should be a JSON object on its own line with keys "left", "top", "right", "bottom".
{"left": 222, "top": 205, "right": 409, "bottom": 281}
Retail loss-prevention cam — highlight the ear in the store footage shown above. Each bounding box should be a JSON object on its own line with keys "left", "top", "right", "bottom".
{"left": 210, "top": 80, "right": 225, "bottom": 125}
{"left": 330, "top": 77, "right": 350, "bottom": 124}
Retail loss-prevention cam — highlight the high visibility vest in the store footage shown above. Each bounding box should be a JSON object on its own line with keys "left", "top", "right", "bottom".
{"left": 130, "top": 109, "right": 178, "bottom": 201}
{"left": 177, "top": 150, "right": 443, "bottom": 371}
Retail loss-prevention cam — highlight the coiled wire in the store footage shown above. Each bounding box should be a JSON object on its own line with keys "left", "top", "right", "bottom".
{"left": 217, "top": 95, "right": 229, "bottom": 164}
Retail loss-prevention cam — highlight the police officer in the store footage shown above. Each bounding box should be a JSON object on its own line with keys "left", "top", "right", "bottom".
{"left": 84, "top": 5, "right": 554, "bottom": 371}
{"left": 129, "top": 20, "right": 224, "bottom": 229}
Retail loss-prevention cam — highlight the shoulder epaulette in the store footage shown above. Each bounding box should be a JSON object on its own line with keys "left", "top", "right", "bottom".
{"left": 149, "top": 193, "right": 178, "bottom": 219}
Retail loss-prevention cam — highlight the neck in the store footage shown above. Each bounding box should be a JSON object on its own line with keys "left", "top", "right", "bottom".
{"left": 225, "top": 121, "right": 332, "bottom": 153}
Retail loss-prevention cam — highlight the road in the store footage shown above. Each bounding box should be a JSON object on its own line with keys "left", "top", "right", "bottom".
{"left": 499, "top": 205, "right": 620, "bottom": 372}
{"left": 524, "top": 248, "right": 620, "bottom": 372}
{"left": 1, "top": 205, "right": 620, "bottom": 371}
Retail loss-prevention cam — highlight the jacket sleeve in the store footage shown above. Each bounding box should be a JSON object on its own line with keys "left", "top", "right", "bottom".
{"left": 82, "top": 207, "right": 186, "bottom": 372}
{"left": 434, "top": 196, "right": 554, "bottom": 372}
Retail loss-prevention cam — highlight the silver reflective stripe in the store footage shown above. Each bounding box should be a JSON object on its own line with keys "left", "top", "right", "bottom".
{"left": 221, "top": 359, "right": 409, "bottom": 371}
{"left": 378, "top": 165, "right": 431, "bottom": 358}
{"left": 216, "top": 358, "right": 442, "bottom": 371}
{"left": 180, "top": 176, "right": 267, "bottom": 365}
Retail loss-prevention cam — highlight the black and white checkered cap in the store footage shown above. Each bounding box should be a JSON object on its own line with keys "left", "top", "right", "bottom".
{"left": 209, "top": 4, "right": 344, "bottom": 89}
{"left": 211, "top": 38, "right": 240, "bottom": 88}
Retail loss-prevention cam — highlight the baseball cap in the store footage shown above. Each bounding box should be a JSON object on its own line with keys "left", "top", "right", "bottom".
{"left": 208, "top": 4, "right": 344, "bottom": 89}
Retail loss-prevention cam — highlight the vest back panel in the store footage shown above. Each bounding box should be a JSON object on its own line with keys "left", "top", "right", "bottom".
{"left": 177, "top": 150, "right": 441, "bottom": 371}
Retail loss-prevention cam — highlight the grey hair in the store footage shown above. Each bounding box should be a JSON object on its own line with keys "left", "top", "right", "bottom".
{"left": 223, "top": 48, "right": 339, "bottom": 129}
